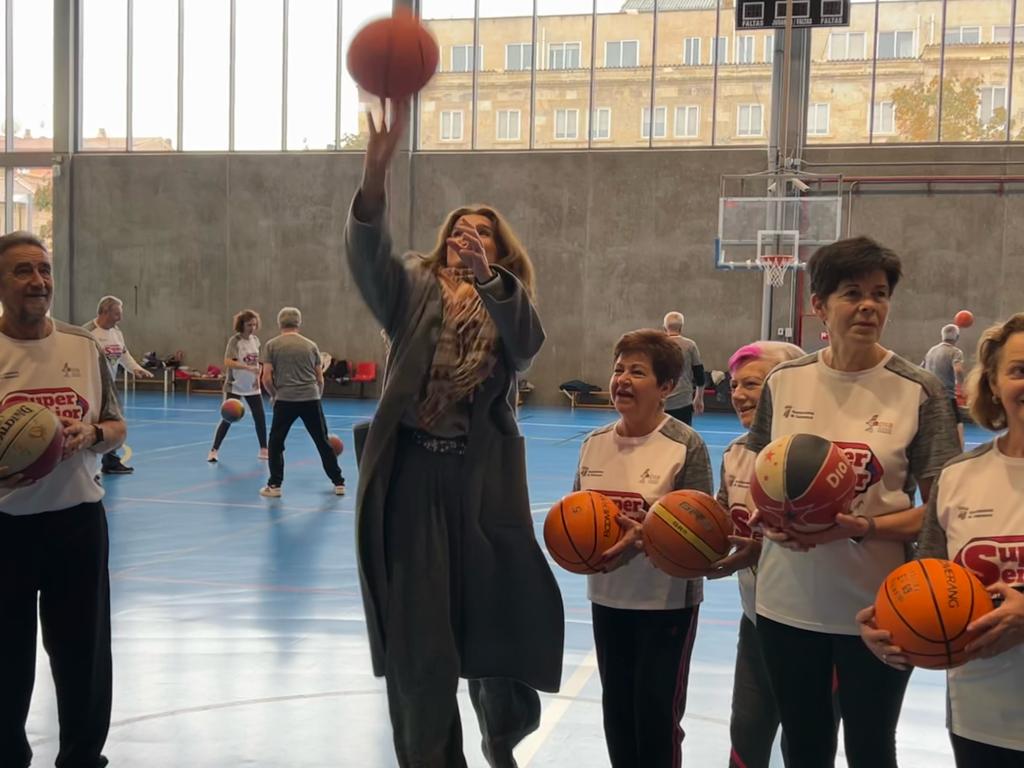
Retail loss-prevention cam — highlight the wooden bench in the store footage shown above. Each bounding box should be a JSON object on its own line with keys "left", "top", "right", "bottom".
{"left": 185, "top": 376, "right": 226, "bottom": 395}
{"left": 561, "top": 389, "right": 614, "bottom": 410}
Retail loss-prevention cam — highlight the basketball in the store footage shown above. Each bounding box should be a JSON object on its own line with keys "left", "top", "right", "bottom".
{"left": 643, "top": 490, "right": 732, "bottom": 578}
{"left": 749, "top": 433, "right": 857, "bottom": 533}
{"left": 220, "top": 399, "right": 246, "bottom": 423}
{"left": 346, "top": 10, "right": 440, "bottom": 100}
{"left": 543, "top": 490, "right": 624, "bottom": 574}
{"left": 874, "top": 559, "right": 994, "bottom": 669}
{"left": 954, "top": 309, "right": 974, "bottom": 328}
{"left": 0, "top": 401, "right": 64, "bottom": 481}
{"left": 328, "top": 434, "right": 344, "bottom": 456}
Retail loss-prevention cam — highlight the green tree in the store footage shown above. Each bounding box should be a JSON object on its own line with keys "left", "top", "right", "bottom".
{"left": 890, "top": 76, "right": 1006, "bottom": 141}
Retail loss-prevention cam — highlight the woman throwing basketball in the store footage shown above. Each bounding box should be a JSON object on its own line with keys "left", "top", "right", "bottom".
{"left": 745, "top": 237, "right": 960, "bottom": 768}
{"left": 574, "top": 329, "right": 713, "bottom": 768}
{"left": 707, "top": 341, "right": 804, "bottom": 768}
{"left": 859, "top": 313, "right": 1024, "bottom": 768}
{"left": 344, "top": 99, "right": 563, "bottom": 768}
{"left": 207, "top": 309, "right": 267, "bottom": 462}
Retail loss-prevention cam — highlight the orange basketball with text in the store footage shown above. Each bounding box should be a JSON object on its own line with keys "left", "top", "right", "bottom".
{"left": 346, "top": 10, "right": 440, "bottom": 100}
{"left": 642, "top": 490, "right": 731, "bottom": 578}
{"left": 543, "top": 491, "right": 624, "bottom": 574}
{"left": 874, "top": 559, "right": 994, "bottom": 669}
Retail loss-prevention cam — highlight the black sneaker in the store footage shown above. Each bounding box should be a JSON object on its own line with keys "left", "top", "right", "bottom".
{"left": 102, "top": 462, "right": 134, "bottom": 475}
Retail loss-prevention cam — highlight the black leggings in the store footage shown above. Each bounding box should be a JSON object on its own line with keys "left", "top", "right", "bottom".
{"left": 951, "top": 734, "right": 1024, "bottom": 768}
{"left": 756, "top": 615, "right": 912, "bottom": 768}
{"left": 212, "top": 393, "right": 267, "bottom": 450}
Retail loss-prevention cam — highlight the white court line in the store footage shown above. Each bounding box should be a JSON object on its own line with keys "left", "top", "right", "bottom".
{"left": 112, "top": 495, "right": 331, "bottom": 513}
{"left": 518, "top": 650, "right": 598, "bottom": 766}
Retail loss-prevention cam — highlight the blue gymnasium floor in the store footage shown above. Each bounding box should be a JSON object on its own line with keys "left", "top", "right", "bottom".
{"left": 23, "top": 391, "right": 983, "bottom": 767}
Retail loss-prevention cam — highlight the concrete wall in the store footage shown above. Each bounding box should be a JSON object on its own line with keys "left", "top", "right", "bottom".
{"left": 69, "top": 144, "right": 1024, "bottom": 405}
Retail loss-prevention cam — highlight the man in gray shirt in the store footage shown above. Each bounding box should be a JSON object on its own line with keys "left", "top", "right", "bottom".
{"left": 922, "top": 322, "right": 966, "bottom": 446}
{"left": 259, "top": 307, "right": 345, "bottom": 497}
{"left": 662, "top": 311, "right": 704, "bottom": 425}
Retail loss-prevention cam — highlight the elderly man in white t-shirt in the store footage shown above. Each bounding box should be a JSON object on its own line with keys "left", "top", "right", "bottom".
{"left": 83, "top": 295, "right": 152, "bottom": 474}
{"left": 0, "top": 231, "right": 126, "bottom": 768}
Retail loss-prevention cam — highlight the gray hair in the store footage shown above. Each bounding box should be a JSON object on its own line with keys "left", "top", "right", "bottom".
{"left": 97, "top": 295, "right": 123, "bottom": 315}
{"left": 663, "top": 311, "right": 684, "bottom": 333}
{"left": 941, "top": 323, "right": 960, "bottom": 342}
{"left": 0, "top": 231, "right": 47, "bottom": 260}
{"left": 278, "top": 306, "right": 302, "bottom": 328}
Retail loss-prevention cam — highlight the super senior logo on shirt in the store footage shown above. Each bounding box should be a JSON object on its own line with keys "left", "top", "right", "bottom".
{"left": 2, "top": 388, "right": 90, "bottom": 421}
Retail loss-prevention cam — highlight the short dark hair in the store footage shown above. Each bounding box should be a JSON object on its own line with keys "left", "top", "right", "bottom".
{"left": 0, "top": 231, "right": 47, "bottom": 260}
{"left": 613, "top": 329, "right": 684, "bottom": 387}
{"left": 233, "top": 309, "right": 261, "bottom": 334}
{"left": 807, "top": 236, "right": 902, "bottom": 299}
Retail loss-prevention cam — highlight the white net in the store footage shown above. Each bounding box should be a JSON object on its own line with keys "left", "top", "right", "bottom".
{"left": 756, "top": 254, "right": 796, "bottom": 288}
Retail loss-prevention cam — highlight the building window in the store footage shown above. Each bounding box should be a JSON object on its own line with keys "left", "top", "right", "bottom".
{"left": 683, "top": 37, "right": 701, "bottom": 65}
{"left": 873, "top": 102, "right": 896, "bottom": 135}
{"left": 993, "top": 24, "right": 1024, "bottom": 43}
{"left": 451, "top": 45, "right": 482, "bottom": 72}
{"left": 548, "top": 42, "right": 581, "bottom": 70}
{"left": 605, "top": 40, "right": 639, "bottom": 68}
{"left": 979, "top": 86, "right": 1008, "bottom": 124}
{"left": 674, "top": 105, "right": 699, "bottom": 138}
{"left": 505, "top": 43, "right": 532, "bottom": 71}
{"left": 764, "top": 37, "right": 774, "bottom": 64}
{"left": 878, "top": 30, "right": 915, "bottom": 59}
{"left": 497, "top": 109, "right": 521, "bottom": 141}
{"left": 736, "top": 35, "right": 755, "bottom": 64}
{"left": 711, "top": 36, "right": 728, "bottom": 64}
{"left": 441, "top": 111, "right": 463, "bottom": 141}
{"left": 554, "top": 108, "right": 579, "bottom": 139}
{"left": 829, "top": 31, "right": 866, "bottom": 60}
{"left": 807, "top": 103, "right": 830, "bottom": 136}
{"left": 944, "top": 26, "right": 981, "bottom": 45}
{"left": 591, "top": 107, "right": 612, "bottom": 140}
{"left": 737, "top": 104, "right": 763, "bottom": 137}
{"left": 641, "top": 106, "right": 667, "bottom": 139}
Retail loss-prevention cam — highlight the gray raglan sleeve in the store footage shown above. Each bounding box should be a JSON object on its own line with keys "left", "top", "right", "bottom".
{"left": 674, "top": 433, "right": 714, "bottom": 495}
{"left": 908, "top": 388, "right": 961, "bottom": 485}
{"left": 746, "top": 381, "right": 774, "bottom": 455}
{"left": 916, "top": 474, "right": 949, "bottom": 559}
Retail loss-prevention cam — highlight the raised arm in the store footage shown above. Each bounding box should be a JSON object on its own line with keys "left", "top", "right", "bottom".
{"left": 476, "top": 269, "right": 545, "bottom": 372}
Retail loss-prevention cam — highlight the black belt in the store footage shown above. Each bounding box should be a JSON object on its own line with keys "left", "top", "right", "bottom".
{"left": 404, "top": 429, "right": 467, "bottom": 456}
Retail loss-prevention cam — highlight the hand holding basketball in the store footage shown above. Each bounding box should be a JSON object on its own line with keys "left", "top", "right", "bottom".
{"left": 856, "top": 605, "right": 910, "bottom": 670}
{"left": 596, "top": 513, "right": 644, "bottom": 571}
{"left": 706, "top": 535, "right": 761, "bottom": 579}
{"left": 61, "top": 418, "right": 97, "bottom": 458}
{"left": 964, "top": 582, "right": 1024, "bottom": 660}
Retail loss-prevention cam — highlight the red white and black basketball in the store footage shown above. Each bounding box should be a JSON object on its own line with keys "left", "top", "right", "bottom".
{"left": 749, "top": 433, "right": 856, "bottom": 533}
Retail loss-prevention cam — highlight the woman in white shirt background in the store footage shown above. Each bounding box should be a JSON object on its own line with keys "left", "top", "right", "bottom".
{"left": 208, "top": 309, "right": 268, "bottom": 462}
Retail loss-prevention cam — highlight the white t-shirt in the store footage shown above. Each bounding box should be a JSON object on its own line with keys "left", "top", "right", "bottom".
{"left": 918, "top": 439, "right": 1024, "bottom": 751}
{"left": 83, "top": 321, "right": 139, "bottom": 381}
{"left": 747, "top": 350, "right": 960, "bottom": 635}
{"left": 0, "top": 322, "right": 123, "bottom": 516}
{"left": 575, "top": 416, "right": 713, "bottom": 611}
{"left": 718, "top": 434, "right": 759, "bottom": 623}
{"left": 225, "top": 334, "right": 261, "bottom": 396}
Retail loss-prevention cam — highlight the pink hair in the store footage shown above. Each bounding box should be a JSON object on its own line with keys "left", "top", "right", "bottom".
{"left": 728, "top": 341, "right": 805, "bottom": 375}
{"left": 728, "top": 344, "right": 764, "bottom": 375}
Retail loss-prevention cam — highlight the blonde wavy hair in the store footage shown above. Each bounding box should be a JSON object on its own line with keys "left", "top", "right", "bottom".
{"left": 966, "top": 312, "right": 1024, "bottom": 431}
{"left": 418, "top": 205, "right": 536, "bottom": 297}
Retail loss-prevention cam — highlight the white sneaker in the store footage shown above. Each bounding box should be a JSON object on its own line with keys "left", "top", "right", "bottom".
{"left": 259, "top": 485, "right": 282, "bottom": 498}
{"left": 258, "top": 448, "right": 269, "bottom": 460}
{"left": 207, "top": 450, "right": 218, "bottom": 463}
{"left": 334, "top": 484, "right": 346, "bottom": 496}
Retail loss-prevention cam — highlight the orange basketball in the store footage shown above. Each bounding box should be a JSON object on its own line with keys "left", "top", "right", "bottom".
{"left": 954, "top": 310, "right": 974, "bottom": 329}
{"left": 346, "top": 10, "right": 440, "bottom": 100}
{"left": 749, "top": 433, "right": 857, "bottom": 533}
{"left": 874, "top": 559, "right": 994, "bottom": 669}
{"left": 220, "top": 399, "right": 246, "bottom": 423}
{"left": 643, "top": 490, "right": 732, "bottom": 578}
{"left": 543, "top": 491, "right": 624, "bottom": 574}
{"left": 0, "top": 401, "right": 64, "bottom": 481}
{"left": 328, "top": 434, "right": 344, "bottom": 456}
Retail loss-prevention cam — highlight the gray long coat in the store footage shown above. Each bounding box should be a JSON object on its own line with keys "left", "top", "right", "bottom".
{"left": 344, "top": 194, "right": 564, "bottom": 694}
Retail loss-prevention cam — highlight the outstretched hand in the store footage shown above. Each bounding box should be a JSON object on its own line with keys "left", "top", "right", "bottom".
{"left": 362, "top": 97, "right": 410, "bottom": 202}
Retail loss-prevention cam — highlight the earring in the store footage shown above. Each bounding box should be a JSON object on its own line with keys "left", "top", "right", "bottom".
{"left": 993, "top": 395, "right": 1001, "bottom": 404}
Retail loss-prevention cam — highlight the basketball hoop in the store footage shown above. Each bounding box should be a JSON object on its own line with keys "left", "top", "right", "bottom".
{"left": 756, "top": 254, "right": 797, "bottom": 288}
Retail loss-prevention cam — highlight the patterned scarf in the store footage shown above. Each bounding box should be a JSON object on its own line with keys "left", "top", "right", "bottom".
{"left": 417, "top": 266, "right": 499, "bottom": 428}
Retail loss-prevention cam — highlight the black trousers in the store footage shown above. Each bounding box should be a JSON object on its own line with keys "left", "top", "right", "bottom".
{"left": 951, "top": 734, "right": 1024, "bottom": 768}
{"left": 383, "top": 433, "right": 540, "bottom": 767}
{"left": 267, "top": 399, "right": 343, "bottom": 488}
{"left": 756, "top": 615, "right": 911, "bottom": 768}
{"left": 0, "top": 503, "right": 112, "bottom": 768}
{"left": 592, "top": 602, "right": 700, "bottom": 768}
{"left": 666, "top": 405, "right": 694, "bottom": 425}
{"left": 729, "top": 614, "right": 786, "bottom": 768}
{"left": 212, "top": 393, "right": 268, "bottom": 450}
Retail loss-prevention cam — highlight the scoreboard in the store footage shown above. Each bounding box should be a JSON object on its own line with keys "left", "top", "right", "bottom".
{"left": 736, "top": 0, "right": 851, "bottom": 29}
